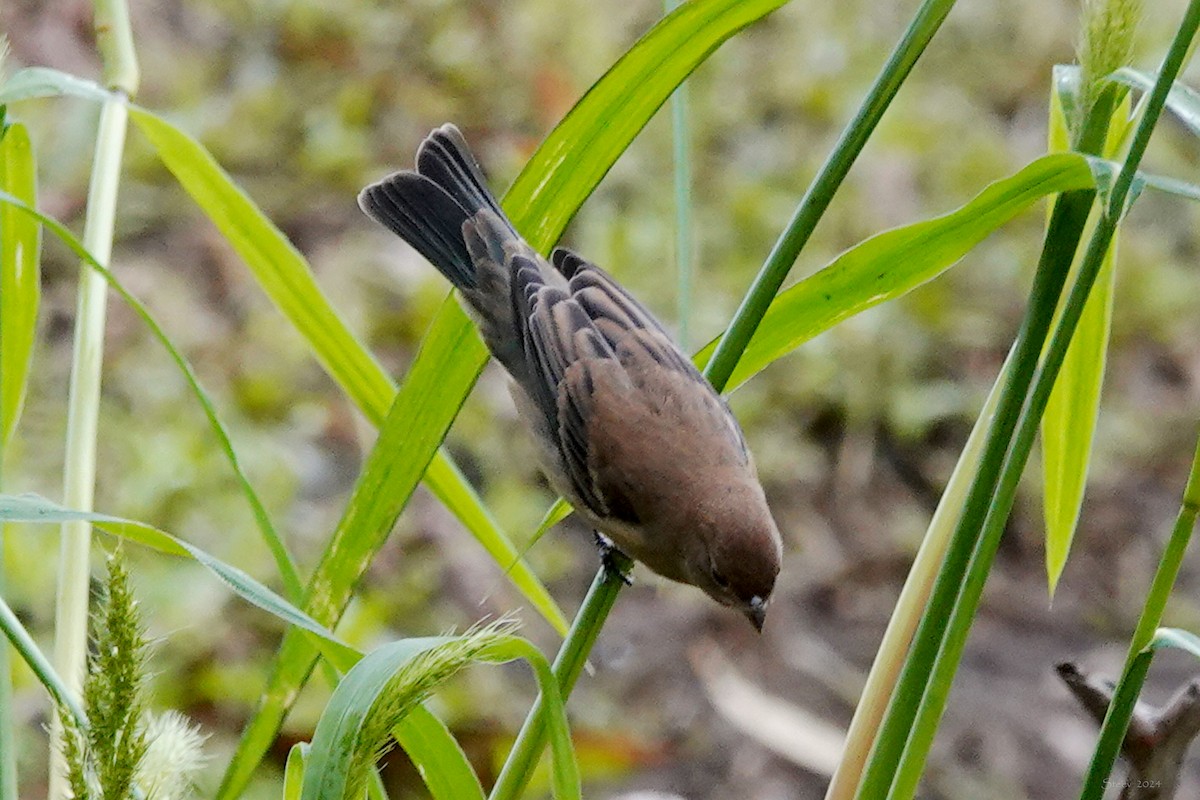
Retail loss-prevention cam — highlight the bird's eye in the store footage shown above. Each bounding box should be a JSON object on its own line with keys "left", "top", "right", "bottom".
{"left": 711, "top": 568, "right": 730, "bottom": 589}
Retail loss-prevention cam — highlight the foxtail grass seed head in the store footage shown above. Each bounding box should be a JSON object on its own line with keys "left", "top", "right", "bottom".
{"left": 1078, "top": 0, "right": 1143, "bottom": 116}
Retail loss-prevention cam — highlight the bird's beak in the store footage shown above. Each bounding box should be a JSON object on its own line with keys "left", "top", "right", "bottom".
{"left": 745, "top": 596, "right": 767, "bottom": 632}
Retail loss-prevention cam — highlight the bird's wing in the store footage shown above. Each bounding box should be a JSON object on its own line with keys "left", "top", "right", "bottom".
{"left": 511, "top": 249, "right": 748, "bottom": 522}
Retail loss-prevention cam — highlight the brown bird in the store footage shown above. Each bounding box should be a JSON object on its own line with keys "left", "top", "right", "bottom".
{"left": 359, "top": 124, "right": 782, "bottom": 630}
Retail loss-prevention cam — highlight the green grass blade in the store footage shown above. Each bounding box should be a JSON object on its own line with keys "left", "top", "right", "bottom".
{"left": 0, "top": 189, "right": 307, "bottom": 603}
{"left": 1041, "top": 90, "right": 1128, "bottom": 597}
{"left": 0, "top": 117, "right": 39, "bottom": 800}
{"left": 394, "top": 706, "right": 486, "bottom": 800}
{"left": 1148, "top": 627, "right": 1200, "bottom": 658}
{"left": 125, "top": 107, "right": 563, "bottom": 632}
{"left": 303, "top": 631, "right": 575, "bottom": 800}
{"left": 302, "top": 635, "right": 487, "bottom": 800}
{"left": 1112, "top": 66, "right": 1200, "bottom": 136}
{"left": 0, "top": 122, "right": 39, "bottom": 453}
{"left": 0, "top": 493, "right": 361, "bottom": 668}
{"left": 1079, "top": 429, "right": 1200, "bottom": 799}
{"left": 503, "top": 0, "right": 790, "bottom": 249}
{"left": 694, "top": 153, "right": 1098, "bottom": 390}
{"left": 479, "top": 638, "right": 579, "bottom": 800}
{"left": 283, "top": 743, "right": 309, "bottom": 800}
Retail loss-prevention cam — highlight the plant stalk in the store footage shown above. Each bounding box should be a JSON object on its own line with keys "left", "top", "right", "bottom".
{"left": 703, "top": 0, "right": 958, "bottom": 394}
{"left": 880, "top": 4, "right": 1199, "bottom": 794}
{"left": 1072, "top": 10, "right": 1200, "bottom": 778}
{"left": 488, "top": 557, "right": 628, "bottom": 800}
{"left": 49, "top": 1, "right": 138, "bottom": 797}
{"left": 854, "top": 87, "right": 1121, "bottom": 798}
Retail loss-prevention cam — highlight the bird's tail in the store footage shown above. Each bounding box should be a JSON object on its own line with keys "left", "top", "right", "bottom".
{"left": 358, "top": 124, "right": 517, "bottom": 292}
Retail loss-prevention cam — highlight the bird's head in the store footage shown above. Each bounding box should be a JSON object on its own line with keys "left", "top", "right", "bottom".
{"left": 683, "top": 486, "right": 782, "bottom": 632}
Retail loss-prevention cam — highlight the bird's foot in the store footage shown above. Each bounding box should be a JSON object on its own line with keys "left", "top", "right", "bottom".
{"left": 593, "top": 532, "right": 633, "bottom": 585}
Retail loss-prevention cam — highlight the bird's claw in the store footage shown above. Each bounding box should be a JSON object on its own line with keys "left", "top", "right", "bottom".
{"left": 593, "top": 532, "right": 633, "bottom": 585}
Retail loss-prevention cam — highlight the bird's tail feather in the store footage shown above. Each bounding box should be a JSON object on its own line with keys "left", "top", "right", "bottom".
{"left": 358, "top": 124, "right": 515, "bottom": 291}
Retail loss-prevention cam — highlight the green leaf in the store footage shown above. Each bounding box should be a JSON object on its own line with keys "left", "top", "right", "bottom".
{"left": 505, "top": 0, "right": 790, "bottom": 249}
{"left": 218, "top": 0, "right": 791, "bottom": 792}
{"left": 0, "top": 65, "right": 564, "bottom": 635}
{"left": 1147, "top": 627, "right": 1200, "bottom": 659}
{"left": 303, "top": 631, "right": 576, "bottom": 800}
{"left": 218, "top": 293, "right": 488, "bottom": 798}
{"left": 0, "top": 188, "right": 306, "bottom": 602}
{"left": 393, "top": 706, "right": 486, "bottom": 800}
{"left": 125, "top": 107, "right": 565, "bottom": 634}
{"left": 1111, "top": 66, "right": 1200, "bottom": 137}
{"left": 0, "top": 66, "right": 113, "bottom": 106}
{"left": 0, "top": 121, "right": 39, "bottom": 453}
{"left": 283, "top": 743, "right": 309, "bottom": 800}
{"left": 693, "top": 153, "right": 1098, "bottom": 390}
{"left": 0, "top": 493, "right": 360, "bottom": 669}
{"left": 1041, "top": 92, "right": 1127, "bottom": 597}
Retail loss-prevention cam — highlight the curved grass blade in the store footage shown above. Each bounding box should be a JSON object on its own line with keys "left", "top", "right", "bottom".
{"left": 303, "top": 630, "right": 576, "bottom": 800}
{"left": 0, "top": 65, "right": 566, "bottom": 636}
{"left": 283, "top": 743, "right": 309, "bottom": 800}
{"left": 126, "top": 108, "right": 565, "bottom": 634}
{"left": 693, "top": 153, "right": 1098, "bottom": 390}
{"left": 1112, "top": 66, "right": 1200, "bottom": 137}
{"left": 0, "top": 67, "right": 113, "bottom": 106}
{"left": 0, "top": 189, "right": 306, "bottom": 603}
{"left": 1148, "top": 627, "right": 1200, "bottom": 658}
{"left": 0, "top": 493, "right": 360, "bottom": 668}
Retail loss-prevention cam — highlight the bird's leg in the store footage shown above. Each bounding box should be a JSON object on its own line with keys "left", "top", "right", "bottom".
{"left": 593, "top": 531, "right": 633, "bottom": 585}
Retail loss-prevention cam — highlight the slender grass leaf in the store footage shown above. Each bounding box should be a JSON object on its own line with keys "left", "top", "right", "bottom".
{"left": 1041, "top": 92, "right": 1128, "bottom": 597}
{"left": 0, "top": 189, "right": 307, "bottom": 603}
{"left": 218, "top": 293, "right": 487, "bottom": 799}
{"left": 1112, "top": 66, "right": 1200, "bottom": 137}
{"left": 504, "top": 0, "right": 791, "bottom": 248}
{"left": 1147, "top": 627, "right": 1200, "bottom": 658}
{"left": 0, "top": 493, "right": 360, "bottom": 667}
{"left": 219, "top": 0, "right": 790, "bottom": 792}
{"left": 425, "top": 455, "right": 568, "bottom": 633}
{"left": 0, "top": 67, "right": 113, "bottom": 106}
{"left": 0, "top": 119, "right": 37, "bottom": 800}
{"left": 284, "top": 743, "right": 309, "bottom": 800}
{"left": 304, "top": 631, "right": 576, "bottom": 800}
{"left": 694, "top": 153, "right": 1098, "bottom": 390}
{"left": 0, "top": 593, "right": 87, "bottom": 726}
{"left": 394, "top": 705, "right": 486, "bottom": 800}
{"left": 0, "top": 65, "right": 564, "bottom": 633}
{"left": 126, "top": 108, "right": 564, "bottom": 634}
{"left": 0, "top": 122, "right": 39, "bottom": 452}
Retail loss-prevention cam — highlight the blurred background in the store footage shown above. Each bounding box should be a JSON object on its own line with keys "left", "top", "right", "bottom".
{"left": 4, "top": 0, "right": 1200, "bottom": 797}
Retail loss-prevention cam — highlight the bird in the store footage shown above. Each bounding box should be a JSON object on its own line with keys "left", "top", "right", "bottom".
{"left": 358, "top": 124, "right": 782, "bottom": 630}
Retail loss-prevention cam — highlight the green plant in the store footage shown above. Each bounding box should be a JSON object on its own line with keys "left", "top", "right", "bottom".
{"left": 5, "top": 0, "right": 1200, "bottom": 797}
